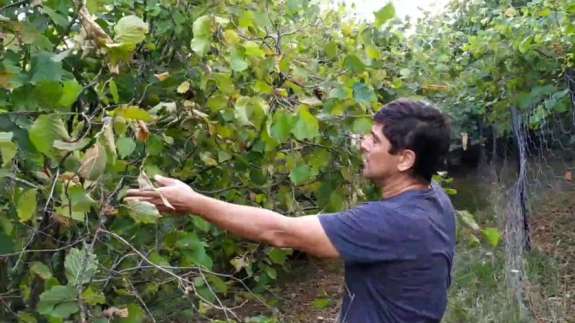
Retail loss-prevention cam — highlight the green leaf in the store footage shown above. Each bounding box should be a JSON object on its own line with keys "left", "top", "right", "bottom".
{"left": 230, "top": 50, "right": 249, "bottom": 72}
{"left": 265, "top": 266, "right": 277, "bottom": 279}
{"left": 193, "top": 217, "right": 212, "bottom": 232}
{"left": 267, "top": 248, "right": 289, "bottom": 265}
{"left": 78, "top": 143, "right": 107, "bottom": 180}
{"left": 113, "top": 106, "right": 154, "bottom": 122}
{"left": 234, "top": 96, "right": 252, "bottom": 126}
{"left": 175, "top": 232, "right": 204, "bottom": 250}
{"left": 223, "top": 29, "right": 240, "bottom": 44}
{"left": 57, "top": 80, "right": 83, "bottom": 109}
{"left": 312, "top": 297, "right": 332, "bottom": 309}
{"left": 125, "top": 200, "right": 160, "bottom": 224}
{"left": 0, "top": 132, "right": 13, "bottom": 142}
{"left": 289, "top": 164, "right": 317, "bottom": 185}
{"left": 481, "top": 227, "right": 502, "bottom": 248}
{"left": 31, "top": 262, "right": 53, "bottom": 280}
{"left": 17, "top": 189, "right": 37, "bottom": 223}
{"left": 114, "top": 15, "right": 149, "bottom": 44}
{"left": 191, "top": 37, "right": 210, "bottom": 57}
{"left": 51, "top": 302, "right": 80, "bottom": 318}
{"left": 374, "top": 3, "right": 395, "bottom": 27}
{"left": 0, "top": 230, "right": 14, "bottom": 254}
{"left": 109, "top": 79, "right": 120, "bottom": 103}
{"left": 29, "top": 114, "right": 70, "bottom": 157}
{"left": 116, "top": 303, "right": 146, "bottom": 323}
{"left": 325, "top": 41, "right": 338, "bottom": 59}
{"left": 352, "top": 117, "right": 373, "bottom": 134}
{"left": 207, "top": 95, "right": 228, "bottom": 112}
{"left": 81, "top": 286, "right": 106, "bottom": 305}
{"left": 207, "top": 274, "right": 228, "bottom": 295}
{"left": 243, "top": 41, "right": 265, "bottom": 58}
{"left": 253, "top": 80, "right": 273, "bottom": 94}
{"left": 0, "top": 137, "right": 16, "bottom": 167}
{"left": 31, "top": 53, "right": 63, "bottom": 84}
{"left": 117, "top": 137, "right": 136, "bottom": 159}
{"left": 234, "top": 96, "right": 268, "bottom": 128}
{"left": 68, "top": 185, "right": 96, "bottom": 213}
{"left": 238, "top": 11, "right": 255, "bottom": 29}
{"left": 65, "top": 247, "right": 99, "bottom": 286}
{"left": 193, "top": 15, "right": 212, "bottom": 38}
{"left": 343, "top": 55, "right": 365, "bottom": 73}
{"left": 53, "top": 138, "right": 90, "bottom": 151}
{"left": 291, "top": 106, "right": 319, "bottom": 140}
{"left": 42, "top": 7, "right": 68, "bottom": 27}
{"left": 271, "top": 111, "right": 295, "bottom": 143}
{"left": 35, "top": 80, "right": 63, "bottom": 109}
{"left": 353, "top": 82, "right": 376, "bottom": 106}
{"left": 37, "top": 285, "right": 77, "bottom": 318}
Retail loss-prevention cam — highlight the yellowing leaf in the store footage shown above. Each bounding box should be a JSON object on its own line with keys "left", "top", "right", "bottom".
{"left": 177, "top": 81, "right": 190, "bottom": 94}
{"left": 17, "top": 189, "right": 37, "bottom": 223}
{"left": 481, "top": 227, "right": 502, "bottom": 248}
{"left": 504, "top": 7, "right": 517, "bottom": 17}
{"left": 112, "top": 106, "right": 154, "bottom": 122}
{"left": 223, "top": 29, "right": 240, "bottom": 44}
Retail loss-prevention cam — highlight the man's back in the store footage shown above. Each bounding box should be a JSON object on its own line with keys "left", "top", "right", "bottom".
{"left": 319, "top": 183, "right": 456, "bottom": 322}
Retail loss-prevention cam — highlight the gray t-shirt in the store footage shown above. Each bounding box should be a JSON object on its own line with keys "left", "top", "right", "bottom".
{"left": 319, "top": 183, "right": 456, "bottom": 323}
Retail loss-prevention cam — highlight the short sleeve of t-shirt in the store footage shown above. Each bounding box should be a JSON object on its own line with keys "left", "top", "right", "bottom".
{"left": 319, "top": 202, "right": 428, "bottom": 263}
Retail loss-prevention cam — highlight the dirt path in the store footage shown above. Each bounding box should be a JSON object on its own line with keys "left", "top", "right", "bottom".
{"left": 275, "top": 258, "right": 344, "bottom": 322}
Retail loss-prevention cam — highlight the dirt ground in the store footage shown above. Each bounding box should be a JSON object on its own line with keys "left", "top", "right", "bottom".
{"left": 528, "top": 189, "right": 575, "bottom": 322}
{"left": 275, "top": 258, "right": 343, "bottom": 322}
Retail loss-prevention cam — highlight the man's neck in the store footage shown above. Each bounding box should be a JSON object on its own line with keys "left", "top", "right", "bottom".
{"left": 380, "top": 175, "right": 430, "bottom": 199}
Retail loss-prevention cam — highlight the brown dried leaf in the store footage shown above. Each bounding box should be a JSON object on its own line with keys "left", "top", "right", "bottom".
{"left": 154, "top": 72, "right": 170, "bottom": 81}
{"left": 103, "top": 306, "right": 129, "bottom": 318}
{"left": 135, "top": 120, "right": 150, "bottom": 142}
{"left": 78, "top": 6, "right": 113, "bottom": 47}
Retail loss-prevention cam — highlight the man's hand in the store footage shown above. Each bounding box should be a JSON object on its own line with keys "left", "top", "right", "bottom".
{"left": 126, "top": 175, "right": 198, "bottom": 213}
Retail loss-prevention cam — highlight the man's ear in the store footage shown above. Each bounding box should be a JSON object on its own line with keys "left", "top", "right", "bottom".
{"left": 397, "top": 149, "right": 416, "bottom": 172}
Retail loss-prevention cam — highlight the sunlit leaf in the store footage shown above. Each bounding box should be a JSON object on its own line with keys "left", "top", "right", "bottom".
{"left": 374, "top": 3, "right": 395, "bottom": 27}
{"left": 114, "top": 15, "right": 149, "bottom": 44}
{"left": 29, "top": 114, "right": 70, "bottom": 157}
{"left": 481, "top": 227, "right": 502, "bottom": 248}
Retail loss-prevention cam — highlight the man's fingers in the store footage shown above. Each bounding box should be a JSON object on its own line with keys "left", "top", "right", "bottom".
{"left": 154, "top": 175, "right": 179, "bottom": 187}
{"left": 126, "top": 189, "right": 160, "bottom": 197}
{"left": 124, "top": 196, "right": 153, "bottom": 203}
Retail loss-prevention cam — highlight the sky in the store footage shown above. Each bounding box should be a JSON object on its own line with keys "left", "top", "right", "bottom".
{"left": 324, "top": 0, "right": 451, "bottom": 23}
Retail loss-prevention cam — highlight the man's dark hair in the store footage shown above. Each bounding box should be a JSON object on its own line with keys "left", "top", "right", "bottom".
{"left": 374, "top": 99, "right": 451, "bottom": 183}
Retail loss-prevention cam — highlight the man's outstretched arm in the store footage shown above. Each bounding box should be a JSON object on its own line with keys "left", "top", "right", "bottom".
{"left": 126, "top": 175, "right": 340, "bottom": 258}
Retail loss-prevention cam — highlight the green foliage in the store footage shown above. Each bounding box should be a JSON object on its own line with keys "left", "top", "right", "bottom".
{"left": 3, "top": 0, "right": 564, "bottom": 319}
{"left": 1, "top": 0, "right": 409, "bottom": 319}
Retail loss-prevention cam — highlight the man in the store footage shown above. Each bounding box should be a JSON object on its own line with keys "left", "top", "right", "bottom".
{"left": 127, "top": 99, "right": 456, "bottom": 322}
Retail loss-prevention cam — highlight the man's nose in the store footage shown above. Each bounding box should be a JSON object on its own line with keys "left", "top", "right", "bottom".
{"left": 359, "top": 136, "right": 368, "bottom": 152}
